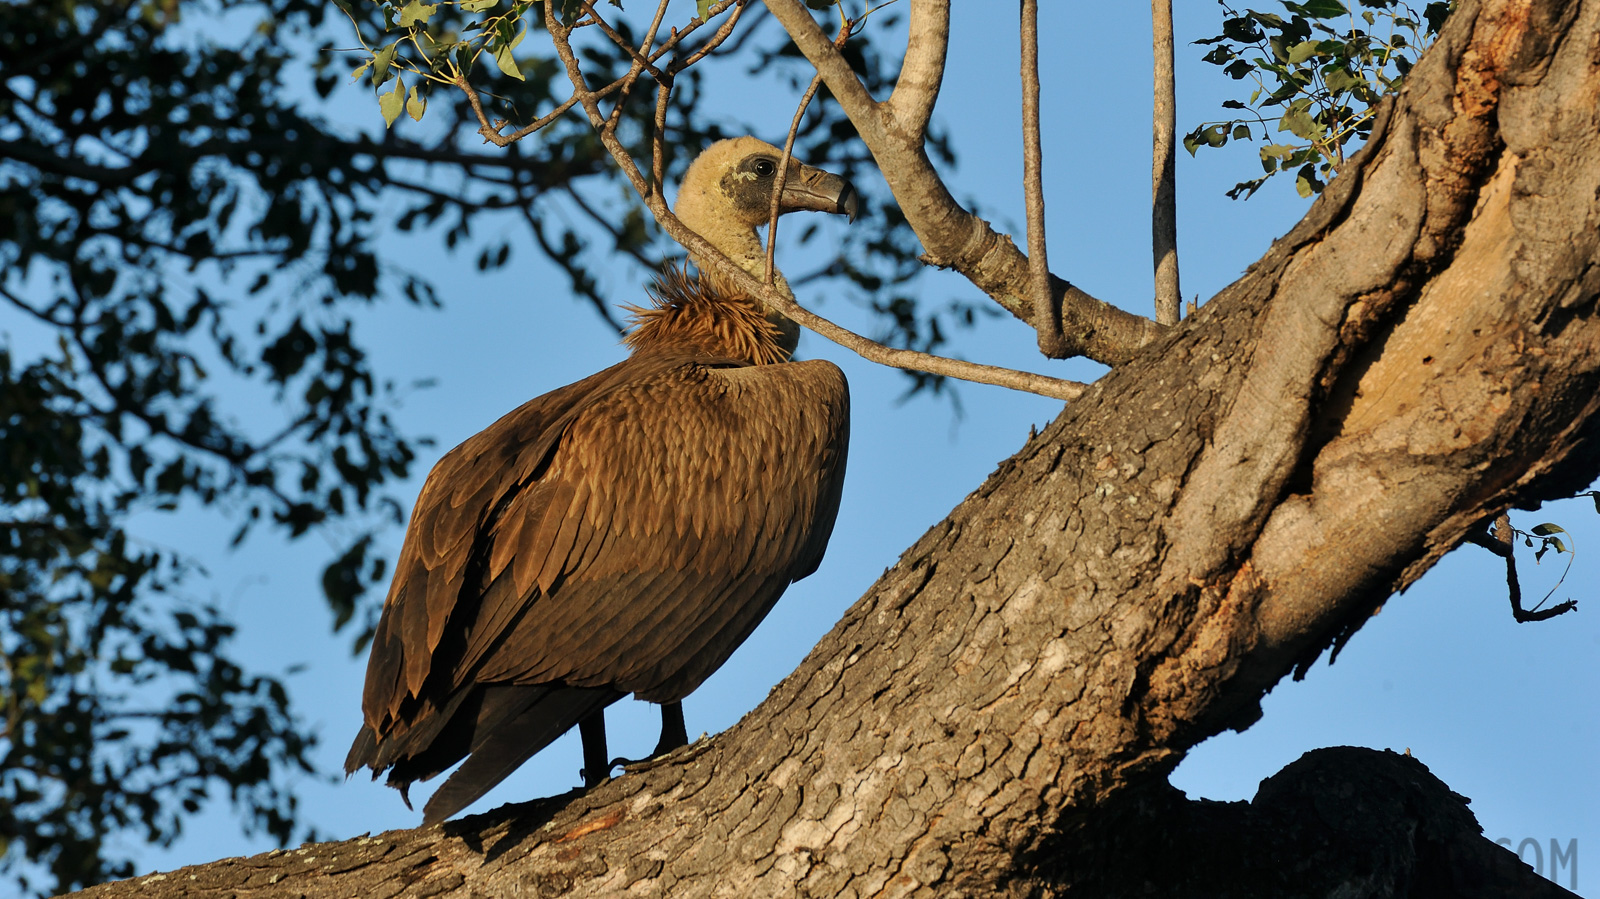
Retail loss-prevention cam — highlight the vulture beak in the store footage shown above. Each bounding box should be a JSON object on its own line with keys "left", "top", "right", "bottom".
{"left": 781, "top": 164, "right": 861, "bottom": 223}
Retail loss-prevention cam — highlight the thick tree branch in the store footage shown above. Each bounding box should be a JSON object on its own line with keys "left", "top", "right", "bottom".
{"left": 1151, "top": 0, "right": 1181, "bottom": 325}
{"left": 72, "top": 1, "right": 1600, "bottom": 894}
{"left": 883, "top": 0, "right": 947, "bottom": 135}
{"left": 1020, "top": 0, "right": 1065, "bottom": 358}
{"left": 546, "top": 2, "right": 1086, "bottom": 399}
{"left": 764, "top": 0, "right": 1166, "bottom": 366}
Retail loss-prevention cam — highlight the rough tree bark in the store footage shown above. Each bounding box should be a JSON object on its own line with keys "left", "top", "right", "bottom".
{"left": 69, "top": 0, "right": 1597, "bottom": 895}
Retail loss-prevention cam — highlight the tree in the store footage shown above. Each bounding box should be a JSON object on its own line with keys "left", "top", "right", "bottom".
{"left": 49, "top": 0, "right": 1600, "bottom": 894}
{"left": 0, "top": 0, "right": 935, "bottom": 892}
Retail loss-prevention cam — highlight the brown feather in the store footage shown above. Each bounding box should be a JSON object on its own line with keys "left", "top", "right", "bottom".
{"left": 624, "top": 265, "right": 791, "bottom": 366}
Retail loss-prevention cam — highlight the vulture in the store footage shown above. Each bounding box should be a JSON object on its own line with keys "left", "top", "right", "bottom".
{"left": 345, "top": 137, "right": 857, "bottom": 825}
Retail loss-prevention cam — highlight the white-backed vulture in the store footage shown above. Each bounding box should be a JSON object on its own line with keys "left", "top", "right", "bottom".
{"left": 344, "top": 137, "right": 857, "bottom": 825}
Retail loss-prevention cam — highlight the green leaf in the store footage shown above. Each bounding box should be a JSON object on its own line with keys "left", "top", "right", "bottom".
{"left": 493, "top": 28, "right": 526, "bottom": 80}
{"left": 351, "top": 61, "right": 371, "bottom": 82}
{"left": 372, "top": 42, "right": 399, "bottom": 85}
{"left": 1232, "top": 124, "right": 1251, "bottom": 140}
{"left": 1299, "top": 0, "right": 1346, "bottom": 17}
{"left": 1323, "top": 68, "right": 1362, "bottom": 93}
{"left": 1279, "top": 106, "right": 1319, "bottom": 140}
{"left": 1295, "top": 173, "right": 1315, "bottom": 197}
{"left": 406, "top": 84, "right": 427, "bottom": 121}
{"left": 697, "top": 0, "right": 714, "bottom": 18}
{"left": 461, "top": 0, "right": 497, "bottom": 9}
{"left": 1287, "top": 40, "right": 1321, "bottom": 64}
{"left": 381, "top": 76, "right": 406, "bottom": 127}
{"left": 398, "top": 0, "right": 438, "bottom": 26}
{"left": 1531, "top": 523, "right": 1568, "bottom": 536}
{"left": 1424, "top": 1, "right": 1453, "bottom": 34}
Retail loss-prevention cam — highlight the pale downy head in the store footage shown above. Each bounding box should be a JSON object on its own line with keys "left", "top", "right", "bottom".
{"left": 674, "top": 137, "right": 859, "bottom": 352}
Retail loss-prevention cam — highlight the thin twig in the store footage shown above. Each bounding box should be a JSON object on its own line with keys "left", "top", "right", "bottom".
{"left": 651, "top": 0, "right": 744, "bottom": 66}
{"left": 1464, "top": 516, "right": 1579, "bottom": 623}
{"left": 668, "top": 0, "right": 747, "bottom": 73}
{"left": 767, "top": 17, "right": 851, "bottom": 284}
{"left": 1021, "top": 0, "right": 1064, "bottom": 358}
{"left": 579, "top": 1, "right": 666, "bottom": 81}
{"left": 766, "top": 72, "right": 827, "bottom": 285}
{"left": 652, "top": 197, "right": 1086, "bottom": 400}
{"left": 651, "top": 78, "right": 672, "bottom": 199}
{"left": 542, "top": 1, "right": 1083, "bottom": 401}
{"left": 637, "top": 0, "right": 673, "bottom": 58}
{"left": 453, "top": 74, "right": 612, "bottom": 147}
{"left": 578, "top": 0, "right": 670, "bottom": 134}
{"left": 545, "top": 3, "right": 650, "bottom": 197}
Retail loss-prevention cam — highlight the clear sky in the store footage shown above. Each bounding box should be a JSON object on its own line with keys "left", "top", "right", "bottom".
{"left": 54, "top": 2, "right": 1590, "bottom": 890}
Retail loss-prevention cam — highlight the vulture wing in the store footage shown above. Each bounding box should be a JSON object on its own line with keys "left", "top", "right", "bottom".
{"left": 345, "top": 352, "right": 848, "bottom": 822}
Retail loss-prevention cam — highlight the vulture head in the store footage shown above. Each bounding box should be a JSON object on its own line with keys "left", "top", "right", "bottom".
{"left": 672, "top": 137, "right": 859, "bottom": 353}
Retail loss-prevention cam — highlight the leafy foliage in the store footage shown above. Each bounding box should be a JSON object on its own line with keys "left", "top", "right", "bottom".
{"left": 1, "top": 0, "right": 962, "bottom": 892}
{"left": 1186, "top": 0, "right": 1452, "bottom": 199}
{"left": 0, "top": 0, "right": 425, "bottom": 890}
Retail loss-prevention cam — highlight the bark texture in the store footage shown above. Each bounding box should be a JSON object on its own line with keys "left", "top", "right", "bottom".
{"left": 67, "top": 0, "right": 1600, "bottom": 895}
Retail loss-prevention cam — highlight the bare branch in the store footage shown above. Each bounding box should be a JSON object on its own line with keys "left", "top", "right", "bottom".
{"left": 767, "top": 72, "right": 825, "bottom": 285}
{"left": 651, "top": 78, "right": 671, "bottom": 200}
{"left": 667, "top": 0, "right": 748, "bottom": 73}
{"left": 1151, "top": 0, "right": 1181, "bottom": 325}
{"left": 885, "top": 0, "right": 947, "bottom": 135}
{"left": 452, "top": 74, "right": 601, "bottom": 148}
{"left": 764, "top": 0, "right": 1164, "bottom": 366}
{"left": 649, "top": 0, "right": 744, "bottom": 66}
{"left": 1021, "top": 0, "right": 1065, "bottom": 359}
{"left": 767, "top": 16, "right": 853, "bottom": 287}
{"left": 578, "top": 1, "right": 666, "bottom": 82}
{"left": 544, "top": 4, "right": 652, "bottom": 198}
{"left": 534, "top": 2, "right": 1079, "bottom": 397}
{"left": 654, "top": 198, "right": 1087, "bottom": 400}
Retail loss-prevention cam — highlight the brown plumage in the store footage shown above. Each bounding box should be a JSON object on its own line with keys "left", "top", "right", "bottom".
{"left": 345, "top": 138, "right": 857, "bottom": 824}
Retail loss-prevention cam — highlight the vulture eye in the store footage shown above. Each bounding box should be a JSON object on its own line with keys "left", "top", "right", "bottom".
{"left": 753, "top": 158, "right": 776, "bottom": 177}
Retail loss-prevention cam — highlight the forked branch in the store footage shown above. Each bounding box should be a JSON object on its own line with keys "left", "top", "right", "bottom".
{"left": 1465, "top": 515, "right": 1580, "bottom": 623}
{"left": 536, "top": 3, "right": 1086, "bottom": 400}
{"left": 764, "top": 0, "right": 1165, "bottom": 366}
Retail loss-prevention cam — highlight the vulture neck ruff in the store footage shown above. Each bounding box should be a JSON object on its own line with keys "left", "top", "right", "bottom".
{"left": 672, "top": 137, "right": 803, "bottom": 356}
{"left": 625, "top": 266, "right": 791, "bottom": 366}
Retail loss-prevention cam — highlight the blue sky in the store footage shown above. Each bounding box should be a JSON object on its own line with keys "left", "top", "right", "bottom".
{"left": 25, "top": 1, "right": 1588, "bottom": 889}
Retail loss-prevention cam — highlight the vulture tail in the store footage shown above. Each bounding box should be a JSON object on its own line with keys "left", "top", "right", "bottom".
{"left": 421, "top": 685, "right": 623, "bottom": 825}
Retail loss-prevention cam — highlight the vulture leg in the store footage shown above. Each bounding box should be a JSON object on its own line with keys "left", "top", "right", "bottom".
{"left": 653, "top": 701, "right": 688, "bottom": 757}
{"left": 420, "top": 686, "right": 621, "bottom": 825}
{"left": 578, "top": 709, "right": 609, "bottom": 788}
